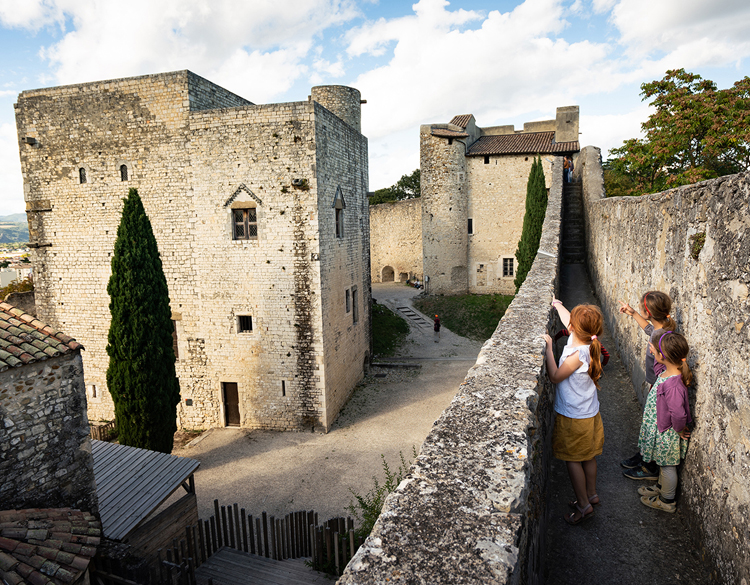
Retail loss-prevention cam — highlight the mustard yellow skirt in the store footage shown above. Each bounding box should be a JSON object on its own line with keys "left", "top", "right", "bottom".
{"left": 552, "top": 413, "right": 604, "bottom": 462}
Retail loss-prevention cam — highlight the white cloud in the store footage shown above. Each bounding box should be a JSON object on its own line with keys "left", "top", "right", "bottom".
{"left": 0, "top": 123, "right": 24, "bottom": 215}
{"left": 0, "top": 0, "right": 63, "bottom": 30}
{"left": 580, "top": 106, "right": 651, "bottom": 159}
{"left": 610, "top": 0, "right": 750, "bottom": 64}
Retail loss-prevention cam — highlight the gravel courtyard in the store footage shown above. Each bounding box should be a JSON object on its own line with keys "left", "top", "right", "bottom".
{"left": 172, "top": 282, "right": 483, "bottom": 522}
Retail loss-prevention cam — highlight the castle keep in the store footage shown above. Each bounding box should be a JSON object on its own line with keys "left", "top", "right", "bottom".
{"left": 14, "top": 71, "right": 371, "bottom": 432}
{"left": 370, "top": 107, "right": 579, "bottom": 295}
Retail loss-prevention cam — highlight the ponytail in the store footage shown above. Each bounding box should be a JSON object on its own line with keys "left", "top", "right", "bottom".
{"left": 651, "top": 328, "right": 692, "bottom": 386}
{"left": 663, "top": 315, "right": 678, "bottom": 332}
{"left": 678, "top": 359, "right": 693, "bottom": 387}
{"left": 589, "top": 338, "right": 603, "bottom": 389}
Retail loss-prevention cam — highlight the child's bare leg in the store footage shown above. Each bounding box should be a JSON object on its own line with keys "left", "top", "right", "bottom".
{"left": 566, "top": 461, "right": 591, "bottom": 513}
{"left": 582, "top": 458, "right": 598, "bottom": 499}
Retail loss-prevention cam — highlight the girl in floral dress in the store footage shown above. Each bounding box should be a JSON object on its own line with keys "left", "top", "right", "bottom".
{"left": 637, "top": 329, "right": 692, "bottom": 513}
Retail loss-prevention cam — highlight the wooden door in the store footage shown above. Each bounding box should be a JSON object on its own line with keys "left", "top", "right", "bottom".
{"left": 222, "top": 382, "right": 240, "bottom": 426}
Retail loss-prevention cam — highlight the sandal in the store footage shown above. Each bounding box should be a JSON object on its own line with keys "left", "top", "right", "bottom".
{"left": 565, "top": 503, "right": 594, "bottom": 525}
{"left": 568, "top": 494, "right": 600, "bottom": 509}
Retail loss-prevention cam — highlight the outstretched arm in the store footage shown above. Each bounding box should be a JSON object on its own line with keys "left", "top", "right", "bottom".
{"left": 544, "top": 334, "right": 583, "bottom": 383}
{"left": 619, "top": 300, "right": 650, "bottom": 330}
{"left": 552, "top": 297, "right": 570, "bottom": 328}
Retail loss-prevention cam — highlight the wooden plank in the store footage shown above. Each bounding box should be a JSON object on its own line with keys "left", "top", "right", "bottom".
{"left": 194, "top": 548, "right": 325, "bottom": 585}
{"left": 248, "top": 515, "right": 256, "bottom": 555}
{"left": 227, "top": 505, "right": 236, "bottom": 549}
{"left": 262, "top": 512, "right": 269, "bottom": 559}
{"left": 234, "top": 504, "right": 241, "bottom": 551}
{"left": 241, "top": 508, "right": 248, "bottom": 553}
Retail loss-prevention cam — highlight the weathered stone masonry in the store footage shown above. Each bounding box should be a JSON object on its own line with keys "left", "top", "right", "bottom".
{"left": 578, "top": 147, "right": 750, "bottom": 585}
{"left": 15, "top": 71, "right": 370, "bottom": 432}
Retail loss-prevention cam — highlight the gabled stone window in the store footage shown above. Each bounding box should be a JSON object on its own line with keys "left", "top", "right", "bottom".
{"left": 233, "top": 207, "right": 257, "bottom": 240}
{"left": 120, "top": 164, "right": 128, "bottom": 181}
{"left": 332, "top": 186, "right": 346, "bottom": 239}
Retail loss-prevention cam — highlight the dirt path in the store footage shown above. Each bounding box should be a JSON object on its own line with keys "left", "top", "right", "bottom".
{"left": 172, "top": 282, "right": 483, "bottom": 522}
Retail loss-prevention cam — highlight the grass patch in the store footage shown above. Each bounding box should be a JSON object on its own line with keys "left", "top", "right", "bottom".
{"left": 414, "top": 293, "right": 514, "bottom": 341}
{"left": 371, "top": 303, "right": 409, "bottom": 356}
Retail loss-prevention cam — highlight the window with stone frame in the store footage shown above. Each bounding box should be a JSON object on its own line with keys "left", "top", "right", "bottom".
{"left": 232, "top": 207, "right": 258, "bottom": 240}
{"left": 502, "top": 257, "right": 514, "bottom": 277}
{"left": 332, "top": 186, "right": 346, "bottom": 239}
{"left": 120, "top": 164, "right": 128, "bottom": 181}
{"left": 237, "top": 315, "right": 253, "bottom": 333}
{"left": 352, "top": 286, "right": 359, "bottom": 324}
{"left": 79, "top": 168, "right": 87, "bottom": 184}
{"left": 345, "top": 288, "right": 351, "bottom": 313}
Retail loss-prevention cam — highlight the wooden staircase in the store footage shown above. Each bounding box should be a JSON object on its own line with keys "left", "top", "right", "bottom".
{"left": 195, "top": 547, "right": 326, "bottom": 585}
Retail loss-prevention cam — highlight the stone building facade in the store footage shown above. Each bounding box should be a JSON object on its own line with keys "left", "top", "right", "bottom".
{"left": 369, "top": 198, "right": 422, "bottom": 283}
{"left": 420, "top": 107, "right": 579, "bottom": 295}
{"left": 14, "top": 70, "right": 370, "bottom": 432}
{"left": 0, "top": 302, "right": 97, "bottom": 514}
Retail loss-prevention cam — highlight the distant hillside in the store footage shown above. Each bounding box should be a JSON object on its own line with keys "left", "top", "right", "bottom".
{"left": 0, "top": 214, "right": 29, "bottom": 243}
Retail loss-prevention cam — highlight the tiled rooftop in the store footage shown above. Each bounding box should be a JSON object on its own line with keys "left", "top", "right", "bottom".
{"left": 0, "top": 508, "right": 100, "bottom": 585}
{"left": 431, "top": 128, "right": 469, "bottom": 138}
{"left": 466, "top": 131, "right": 579, "bottom": 156}
{"left": 0, "top": 303, "right": 82, "bottom": 372}
{"left": 449, "top": 114, "right": 472, "bottom": 128}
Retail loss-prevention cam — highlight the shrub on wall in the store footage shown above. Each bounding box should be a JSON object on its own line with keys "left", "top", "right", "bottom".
{"left": 106, "top": 188, "right": 180, "bottom": 454}
{"left": 514, "top": 156, "right": 548, "bottom": 292}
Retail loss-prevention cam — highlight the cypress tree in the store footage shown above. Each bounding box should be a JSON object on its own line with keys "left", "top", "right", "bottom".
{"left": 106, "top": 188, "right": 180, "bottom": 453}
{"left": 514, "top": 156, "right": 548, "bottom": 292}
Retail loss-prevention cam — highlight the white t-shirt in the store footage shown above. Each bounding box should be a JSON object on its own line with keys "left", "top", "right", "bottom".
{"left": 553, "top": 336, "right": 599, "bottom": 419}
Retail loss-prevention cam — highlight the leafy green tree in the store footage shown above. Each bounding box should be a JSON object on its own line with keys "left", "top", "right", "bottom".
{"left": 607, "top": 69, "right": 750, "bottom": 196}
{"left": 514, "top": 156, "right": 547, "bottom": 292}
{"left": 369, "top": 169, "right": 420, "bottom": 205}
{"left": 106, "top": 188, "right": 180, "bottom": 453}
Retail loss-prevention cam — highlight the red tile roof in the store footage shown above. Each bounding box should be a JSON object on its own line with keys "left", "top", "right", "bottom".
{"left": 466, "top": 131, "right": 579, "bottom": 155}
{"left": 0, "top": 509, "right": 100, "bottom": 585}
{"left": 0, "top": 303, "right": 82, "bottom": 372}
{"left": 431, "top": 128, "right": 469, "bottom": 138}
{"left": 449, "top": 114, "right": 472, "bottom": 128}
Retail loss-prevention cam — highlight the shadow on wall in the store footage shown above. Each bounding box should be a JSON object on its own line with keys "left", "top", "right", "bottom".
{"left": 578, "top": 145, "right": 750, "bottom": 585}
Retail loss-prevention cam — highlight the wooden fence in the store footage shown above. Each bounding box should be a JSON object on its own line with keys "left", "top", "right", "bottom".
{"left": 90, "top": 420, "right": 118, "bottom": 441}
{"left": 91, "top": 499, "right": 365, "bottom": 584}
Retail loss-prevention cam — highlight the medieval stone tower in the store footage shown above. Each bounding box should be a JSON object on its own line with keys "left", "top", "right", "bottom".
{"left": 14, "top": 70, "right": 370, "bottom": 432}
{"left": 420, "top": 107, "right": 579, "bottom": 295}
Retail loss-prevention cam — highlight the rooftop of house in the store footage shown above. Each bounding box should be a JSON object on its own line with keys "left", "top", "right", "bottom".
{"left": 467, "top": 131, "right": 579, "bottom": 156}
{"left": 0, "top": 508, "right": 100, "bottom": 585}
{"left": 0, "top": 302, "right": 82, "bottom": 372}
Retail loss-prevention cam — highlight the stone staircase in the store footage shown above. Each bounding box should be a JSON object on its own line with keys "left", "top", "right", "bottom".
{"left": 561, "top": 181, "right": 585, "bottom": 263}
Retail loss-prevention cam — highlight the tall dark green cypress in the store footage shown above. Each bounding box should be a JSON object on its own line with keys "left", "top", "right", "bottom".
{"left": 106, "top": 188, "right": 180, "bottom": 453}
{"left": 514, "top": 156, "right": 548, "bottom": 292}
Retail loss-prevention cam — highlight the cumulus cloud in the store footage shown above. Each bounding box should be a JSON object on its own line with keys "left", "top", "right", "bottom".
{"left": 580, "top": 106, "right": 651, "bottom": 159}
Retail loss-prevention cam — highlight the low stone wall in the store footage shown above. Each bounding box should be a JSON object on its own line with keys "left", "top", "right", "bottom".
{"left": 339, "top": 159, "right": 564, "bottom": 584}
{"left": 579, "top": 146, "right": 750, "bottom": 584}
{"left": 0, "top": 352, "right": 98, "bottom": 514}
{"left": 369, "top": 198, "right": 423, "bottom": 283}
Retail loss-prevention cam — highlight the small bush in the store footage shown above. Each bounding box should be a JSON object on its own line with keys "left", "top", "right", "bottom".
{"left": 690, "top": 232, "right": 706, "bottom": 260}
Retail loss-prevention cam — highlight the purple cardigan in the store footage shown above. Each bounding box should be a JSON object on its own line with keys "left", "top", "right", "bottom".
{"left": 656, "top": 375, "right": 692, "bottom": 433}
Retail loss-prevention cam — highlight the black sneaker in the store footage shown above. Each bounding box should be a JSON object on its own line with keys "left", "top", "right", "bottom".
{"left": 623, "top": 466, "right": 659, "bottom": 481}
{"left": 620, "top": 452, "right": 642, "bottom": 469}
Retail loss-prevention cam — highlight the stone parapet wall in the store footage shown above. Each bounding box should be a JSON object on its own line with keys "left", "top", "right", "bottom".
{"left": 186, "top": 71, "right": 253, "bottom": 111}
{"left": 0, "top": 352, "right": 98, "bottom": 514}
{"left": 579, "top": 146, "right": 750, "bottom": 584}
{"left": 339, "top": 160, "right": 564, "bottom": 585}
{"left": 369, "top": 198, "right": 422, "bottom": 283}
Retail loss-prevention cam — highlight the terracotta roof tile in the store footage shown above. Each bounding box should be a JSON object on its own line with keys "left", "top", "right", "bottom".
{"left": 449, "top": 114, "right": 472, "bottom": 128}
{"left": 431, "top": 128, "right": 469, "bottom": 138}
{"left": 0, "top": 303, "right": 82, "bottom": 372}
{"left": 0, "top": 509, "right": 99, "bottom": 585}
{"left": 466, "top": 131, "right": 579, "bottom": 155}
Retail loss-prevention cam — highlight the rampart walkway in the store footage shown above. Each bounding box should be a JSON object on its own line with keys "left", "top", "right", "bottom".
{"left": 544, "top": 263, "right": 715, "bottom": 584}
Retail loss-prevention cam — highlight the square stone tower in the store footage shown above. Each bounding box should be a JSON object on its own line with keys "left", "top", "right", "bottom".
{"left": 14, "top": 71, "right": 370, "bottom": 432}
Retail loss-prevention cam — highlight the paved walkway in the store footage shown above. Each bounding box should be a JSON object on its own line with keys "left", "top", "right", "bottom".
{"left": 544, "top": 264, "right": 715, "bottom": 584}
{"left": 172, "top": 283, "right": 482, "bottom": 522}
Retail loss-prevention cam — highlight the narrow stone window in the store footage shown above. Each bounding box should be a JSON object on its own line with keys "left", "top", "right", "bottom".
{"left": 232, "top": 207, "right": 258, "bottom": 240}
{"left": 345, "top": 289, "right": 351, "bottom": 313}
{"left": 79, "top": 168, "right": 87, "bottom": 183}
{"left": 335, "top": 207, "right": 344, "bottom": 238}
{"left": 468, "top": 218, "right": 473, "bottom": 235}
{"left": 281, "top": 380, "right": 286, "bottom": 397}
{"left": 352, "top": 286, "right": 359, "bottom": 324}
{"left": 237, "top": 315, "right": 253, "bottom": 333}
{"left": 503, "top": 257, "right": 514, "bottom": 277}
{"left": 172, "top": 320, "right": 179, "bottom": 359}
{"left": 332, "top": 186, "right": 346, "bottom": 239}
{"left": 120, "top": 164, "right": 128, "bottom": 181}
{"left": 91, "top": 384, "right": 97, "bottom": 398}
{"left": 484, "top": 156, "right": 490, "bottom": 164}
{"left": 448, "top": 138, "right": 453, "bottom": 145}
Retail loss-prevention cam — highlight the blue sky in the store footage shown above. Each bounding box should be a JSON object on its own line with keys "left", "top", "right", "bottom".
{"left": 1, "top": 0, "right": 749, "bottom": 215}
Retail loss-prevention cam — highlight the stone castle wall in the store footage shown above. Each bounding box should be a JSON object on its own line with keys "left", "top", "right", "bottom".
{"left": 15, "top": 71, "right": 369, "bottom": 432}
{"left": 310, "top": 86, "right": 362, "bottom": 133}
{"left": 579, "top": 146, "right": 750, "bottom": 584}
{"left": 0, "top": 352, "right": 98, "bottom": 514}
{"left": 420, "top": 128, "right": 468, "bottom": 295}
{"left": 369, "top": 198, "right": 422, "bottom": 283}
{"left": 340, "top": 160, "right": 565, "bottom": 585}
{"left": 467, "top": 154, "right": 552, "bottom": 294}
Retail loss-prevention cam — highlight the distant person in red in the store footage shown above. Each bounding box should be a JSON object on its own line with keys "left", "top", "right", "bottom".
{"left": 433, "top": 315, "right": 441, "bottom": 343}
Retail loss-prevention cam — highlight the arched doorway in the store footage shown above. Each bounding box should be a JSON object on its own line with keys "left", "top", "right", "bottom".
{"left": 382, "top": 266, "right": 395, "bottom": 282}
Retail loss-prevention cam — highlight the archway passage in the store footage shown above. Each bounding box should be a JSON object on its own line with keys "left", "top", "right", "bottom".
{"left": 382, "top": 266, "right": 395, "bottom": 282}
